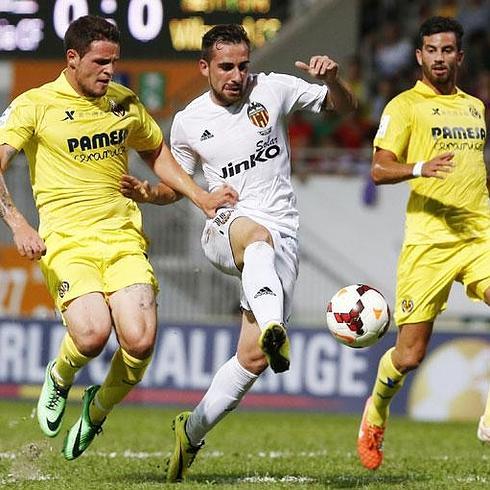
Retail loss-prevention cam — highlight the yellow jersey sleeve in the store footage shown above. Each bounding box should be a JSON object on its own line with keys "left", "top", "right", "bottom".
{"left": 126, "top": 96, "right": 163, "bottom": 152}
{"left": 373, "top": 96, "right": 413, "bottom": 162}
{"left": 0, "top": 92, "right": 38, "bottom": 150}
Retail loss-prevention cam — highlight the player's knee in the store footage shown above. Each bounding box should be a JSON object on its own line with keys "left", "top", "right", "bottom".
{"left": 74, "top": 327, "right": 111, "bottom": 357}
{"left": 397, "top": 350, "right": 426, "bottom": 372}
{"left": 121, "top": 335, "right": 155, "bottom": 359}
{"left": 238, "top": 352, "right": 268, "bottom": 375}
{"left": 248, "top": 229, "right": 273, "bottom": 247}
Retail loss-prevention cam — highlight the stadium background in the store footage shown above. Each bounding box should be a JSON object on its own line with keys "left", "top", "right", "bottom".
{"left": 0, "top": 0, "right": 488, "bottom": 421}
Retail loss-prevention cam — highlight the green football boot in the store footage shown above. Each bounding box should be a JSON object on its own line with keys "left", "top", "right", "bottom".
{"left": 165, "top": 411, "right": 203, "bottom": 482}
{"left": 63, "top": 385, "right": 104, "bottom": 460}
{"left": 37, "top": 360, "right": 70, "bottom": 437}
{"left": 259, "top": 322, "right": 290, "bottom": 373}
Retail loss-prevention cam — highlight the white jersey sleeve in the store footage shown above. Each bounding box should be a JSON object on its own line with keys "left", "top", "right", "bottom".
{"left": 265, "top": 72, "right": 328, "bottom": 114}
{"left": 170, "top": 113, "right": 199, "bottom": 175}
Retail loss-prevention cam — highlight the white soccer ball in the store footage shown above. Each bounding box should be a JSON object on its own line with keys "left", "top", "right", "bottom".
{"left": 326, "top": 284, "right": 391, "bottom": 348}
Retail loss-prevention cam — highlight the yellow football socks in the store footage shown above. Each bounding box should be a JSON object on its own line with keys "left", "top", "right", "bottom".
{"left": 52, "top": 333, "right": 92, "bottom": 388}
{"left": 89, "top": 348, "right": 152, "bottom": 424}
{"left": 367, "top": 347, "right": 405, "bottom": 427}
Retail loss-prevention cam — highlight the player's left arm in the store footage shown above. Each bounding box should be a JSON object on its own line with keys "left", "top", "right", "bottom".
{"left": 130, "top": 148, "right": 183, "bottom": 205}
{"left": 138, "top": 143, "right": 238, "bottom": 217}
{"left": 120, "top": 172, "right": 182, "bottom": 205}
{"left": 295, "top": 55, "right": 357, "bottom": 114}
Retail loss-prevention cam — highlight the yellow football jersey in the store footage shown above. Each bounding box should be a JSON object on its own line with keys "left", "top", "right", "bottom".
{"left": 374, "top": 80, "right": 489, "bottom": 244}
{"left": 0, "top": 71, "right": 163, "bottom": 237}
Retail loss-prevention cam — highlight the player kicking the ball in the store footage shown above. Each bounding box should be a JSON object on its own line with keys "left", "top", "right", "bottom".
{"left": 121, "top": 23, "right": 357, "bottom": 481}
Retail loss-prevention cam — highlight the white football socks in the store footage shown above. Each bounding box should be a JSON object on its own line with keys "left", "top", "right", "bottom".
{"left": 242, "top": 241, "right": 283, "bottom": 330}
{"left": 185, "top": 355, "right": 258, "bottom": 446}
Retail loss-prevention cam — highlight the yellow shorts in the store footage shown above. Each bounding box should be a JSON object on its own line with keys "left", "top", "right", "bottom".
{"left": 39, "top": 230, "right": 158, "bottom": 312}
{"left": 395, "top": 237, "right": 490, "bottom": 325}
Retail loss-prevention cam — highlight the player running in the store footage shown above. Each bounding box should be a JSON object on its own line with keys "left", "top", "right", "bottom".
{"left": 357, "top": 16, "right": 490, "bottom": 470}
{"left": 0, "top": 15, "right": 236, "bottom": 460}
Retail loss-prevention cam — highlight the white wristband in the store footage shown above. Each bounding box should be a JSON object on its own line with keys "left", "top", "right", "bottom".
{"left": 412, "top": 161, "right": 424, "bottom": 177}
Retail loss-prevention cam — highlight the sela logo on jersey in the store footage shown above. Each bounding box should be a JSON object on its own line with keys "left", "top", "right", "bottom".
{"left": 220, "top": 137, "right": 280, "bottom": 178}
{"left": 67, "top": 129, "right": 128, "bottom": 152}
{"left": 247, "top": 101, "right": 269, "bottom": 128}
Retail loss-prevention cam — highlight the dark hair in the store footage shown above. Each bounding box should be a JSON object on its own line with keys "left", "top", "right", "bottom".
{"left": 418, "top": 16, "right": 464, "bottom": 50}
{"left": 64, "top": 15, "right": 120, "bottom": 58}
{"left": 201, "top": 24, "right": 250, "bottom": 62}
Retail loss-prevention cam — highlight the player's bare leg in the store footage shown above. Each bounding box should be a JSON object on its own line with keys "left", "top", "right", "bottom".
{"left": 63, "top": 285, "right": 157, "bottom": 460}
{"left": 37, "top": 293, "right": 111, "bottom": 438}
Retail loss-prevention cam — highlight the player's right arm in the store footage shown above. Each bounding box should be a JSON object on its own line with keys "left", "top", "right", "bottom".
{"left": 371, "top": 148, "right": 455, "bottom": 185}
{"left": 0, "top": 144, "right": 46, "bottom": 260}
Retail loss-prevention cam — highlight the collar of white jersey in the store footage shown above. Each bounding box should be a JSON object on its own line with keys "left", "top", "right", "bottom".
{"left": 414, "top": 80, "right": 464, "bottom": 98}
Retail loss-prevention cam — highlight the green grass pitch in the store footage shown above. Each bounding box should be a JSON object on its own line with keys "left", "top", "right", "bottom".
{"left": 0, "top": 400, "right": 488, "bottom": 489}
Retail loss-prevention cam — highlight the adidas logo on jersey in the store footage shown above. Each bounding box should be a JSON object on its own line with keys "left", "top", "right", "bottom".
{"left": 200, "top": 129, "right": 214, "bottom": 141}
{"left": 254, "top": 286, "right": 276, "bottom": 299}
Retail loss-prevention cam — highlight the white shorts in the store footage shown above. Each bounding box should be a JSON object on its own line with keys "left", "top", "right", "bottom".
{"left": 201, "top": 208, "right": 299, "bottom": 320}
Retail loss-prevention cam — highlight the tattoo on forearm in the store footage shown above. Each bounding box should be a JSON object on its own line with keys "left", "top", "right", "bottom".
{"left": 0, "top": 175, "right": 14, "bottom": 219}
{"left": 0, "top": 146, "right": 18, "bottom": 219}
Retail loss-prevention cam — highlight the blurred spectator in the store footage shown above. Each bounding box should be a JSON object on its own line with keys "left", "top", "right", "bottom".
{"left": 289, "top": 111, "right": 314, "bottom": 179}
{"left": 370, "top": 77, "right": 398, "bottom": 124}
{"left": 373, "top": 21, "right": 413, "bottom": 79}
{"left": 345, "top": 55, "right": 371, "bottom": 120}
{"left": 289, "top": 112, "right": 314, "bottom": 154}
{"left": 435, "top": 0, "right": 460, "bottom": 17}
{"left": 333, "top": 112, "right": 372, "bottom": 150}
{"left": 457, "top": 0, "right": 490, "bottom": 37}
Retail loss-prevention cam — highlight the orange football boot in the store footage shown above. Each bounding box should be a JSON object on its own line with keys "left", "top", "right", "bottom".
{"left": 357, "top": 396, "right": 385, "bottom": 470}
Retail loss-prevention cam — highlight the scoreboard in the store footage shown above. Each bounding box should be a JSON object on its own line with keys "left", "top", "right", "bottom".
{"left": 0, "top": 0, "right": 286, "bottom": 59}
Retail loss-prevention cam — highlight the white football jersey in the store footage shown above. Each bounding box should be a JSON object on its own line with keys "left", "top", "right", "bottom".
{"left": 171, "top": 72, "right": 328, "bottom": 237}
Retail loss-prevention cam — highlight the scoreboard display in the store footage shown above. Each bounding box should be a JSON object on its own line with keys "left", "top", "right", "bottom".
{"left": 0, "top": 0, "right": 286, "bottom": 59}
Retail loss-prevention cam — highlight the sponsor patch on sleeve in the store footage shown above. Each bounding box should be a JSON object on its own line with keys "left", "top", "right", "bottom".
{"left": 0, "top": 106, "right": 12, "bottom": 128}
{"left": 375, "top": 114, "right": 390, "bottom": 139}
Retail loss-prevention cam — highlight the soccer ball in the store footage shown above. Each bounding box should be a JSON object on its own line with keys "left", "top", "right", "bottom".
{"left": 326, "top": 284, "right": 391, "bottom": 348}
